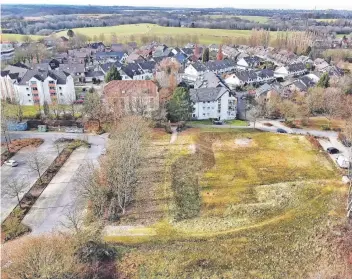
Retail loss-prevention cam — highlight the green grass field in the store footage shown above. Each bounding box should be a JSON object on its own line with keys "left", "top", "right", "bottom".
{"left": 0, "top": 33, "right": 43, "bottom": 42}
{"left": 4, "top": 23, "right": 295, "bottom": 45}
{"left": 54, "top": 24, "right": 255, "bottom": 45}
{"left": 105, "top": 128, "right": 346, "bottom": 278}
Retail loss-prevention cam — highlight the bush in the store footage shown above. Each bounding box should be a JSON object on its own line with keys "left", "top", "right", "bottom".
{"left": 165, "top": 123, "right": 172, "bottom": 134}
{"left": 171, "top": 156, "right": 201, "bottom": 220}
{"left": 75, "top": 240, "right": 116, "bottom": 264}
{"left": 285, "top": 121, "right": 297, "bottom": 128}
{"left": 321, "top": 125, "right": 331, "bottom": 131}
{"left": 2, "top": 208, "right": 30, "bottom": 241}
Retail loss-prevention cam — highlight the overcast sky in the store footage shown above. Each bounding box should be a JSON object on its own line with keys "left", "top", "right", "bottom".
{"left": 1, "top": 0, "right": 351, "bottom": 10}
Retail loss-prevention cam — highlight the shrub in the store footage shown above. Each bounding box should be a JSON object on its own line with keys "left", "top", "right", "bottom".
{"left": 171, "top": 155, "right": 201, "bottom": 220}
{"left": 2, "top": 208, "right": 30, "bottom": 241}
{"left": 75, "top": 240, "right": 116, "bottom": 264}
{"left": 285, "top": 120, "right": 297, "bottom": 128}
{"left": 321, "top": 125, "right": 331, "bottom": 131}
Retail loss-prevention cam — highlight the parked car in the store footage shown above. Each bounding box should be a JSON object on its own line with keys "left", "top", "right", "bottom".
{"left": 336, "top": 155, "right": 350, "bottom": 169}
{"left": 213, "top": 120, "right": 224, "bottom": 125}
{"left": 276, "top": 128, "right": 287, "bottom": 133}
{"left": 327, "top": 147, "right": 339, "bottom": 154}
{"left": 4, "top": 160, "right": 18, "bottom": 167}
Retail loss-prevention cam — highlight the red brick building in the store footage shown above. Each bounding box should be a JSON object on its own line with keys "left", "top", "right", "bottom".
{"left": 103, "top": 80, "right": 159, "bottom": 117}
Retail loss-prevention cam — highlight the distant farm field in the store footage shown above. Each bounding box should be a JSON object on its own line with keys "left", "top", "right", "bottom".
{"left": 55, "top": 24, "right": 255, "bottom": 45}
{"left": 105, "top": 128, "right": 346, "bottom": 278}
{"left": 0, "top": 33, "right": 43, "bottom": 42}
{"left": 315, "top": 18, "right": 339, "bottom": 22}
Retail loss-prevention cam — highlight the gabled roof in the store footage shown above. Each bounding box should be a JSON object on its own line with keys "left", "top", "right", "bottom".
{"left": 181, "top": 48, "right": 194, "bottom": 56}
{"left": 96, "top": 51, "right": 126, "bottom": 59}
{"left": 236, "top": 70, "right": 258, "bottom": 82}
{"left": 85, "top": 70, "right": 105, "bottom": 78}
{"left": 59, "top": 63, "right": 85, "bottom": 74}
{"left": 194, "top": 72, "right": 227, "bottom": 89}
{"left": 121, "top": 63, "right": 143, "bottom": 79}
{"left": 191, "top": 62, "right": 207, "bottom": 72}
{"left": 111, "top": 43, "right": 125, "bottom": 52}
{"left": 3, "top": 65, "right": 28, "bottom": 79}
{"left": 100, "top": 62, "right": 122, "bottom": 73}
{"left": 256, "top": 83, "right": 272, "bottom": 96}
{"left": 174, "top": 52, "right": 187, "bottom": 64}
{"left": 241, "top": 56, "right": 261, "bottom": 65}
{"left": 190, "top": 87, "right": 229, "bottom": 102}
{"left": 18, "top": 69, "right": 68, "bottom": 85}
{"left": 205, "top": 60, "right": 236, "bottom": 71}
{"left": 11, "top": 62, "right": 30, "bottom": 69}
{"left": 104, "top": 80, "right": 158, "bottom": 96}
{"left": 287, "top": 63, "right": 306, "bottom": 72}
{"left": 257, "top": 69, "right": 274, "bottom": 78}
{"left": 90, "top": 42, "right": 105, "bottom": 49}
{"left": 138, "top": 61, "right": 156, "bottom": 72}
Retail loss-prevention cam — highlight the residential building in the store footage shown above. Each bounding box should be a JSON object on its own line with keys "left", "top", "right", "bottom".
{"left": 84, "top": 70, "right": 105, "bottom": 83}
{"left": 184, "top": 62, "right": 208, "bottom": 82}
{"left": 190, "top": 87, "right": 237, "bottom": 120}
{"left": 194, "top": 72, "right": 227, "bottom": 89}
{"left": 1, "top": 43, "right": 15, "bottom": 61}
{"left": 120, "top": 64, "right": 153, "bottom": 80}
{"left": 274, "top": 63, "right": 307, "bottom": 79}
{"left": 237, "top": 56, "right": 261, "bottom": 69}
{"left": 14, "top": 69, "right": 75, "bottom": 106}
{"left": 256, "top": 69, "right": 276, "bottom": 83}
{"left": 0, "top": 65, "right": 28, "bottom": 100}
{"left": 103, "top": 80, "right": 159, "bottom": 117}
{"left": 59, "top": 63, "right": 85, "bottom": 78}
{"left": 225, "top": 71, "right": 258, "bottom": 89}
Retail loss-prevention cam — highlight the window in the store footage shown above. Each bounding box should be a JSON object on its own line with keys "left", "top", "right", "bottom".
{"left": 193, "top": 114, "right": 196, "bottom": 117}
{"left": 29, "top": 99, "right": 32, "bottom": 102}
{"left": 60, "top": 93, "right": 63, "bottom": 96}
{"left": 32, "top": 87, "right": 38, "bottom": 91}
{"left": 59, "top": 87, "right": 62, "bottom": 90}
{"left": 31, "top": 81, "right": 37, "bottom": 85}
{"left": 203, "top": 113, "right": 205, "bottom": 116}
{"left": 26, "top": 88, "right": 29, "bottom": 91}
{"left": 50, "top": 87, "right": 55, "bottom": 90}
{"left": 27, "top": 94, "right": 30, "bottom": 96}
{"left": 49, "top": 80, "right": 55, "bottom": 84}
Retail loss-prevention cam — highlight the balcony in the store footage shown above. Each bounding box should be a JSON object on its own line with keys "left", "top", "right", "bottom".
{"left": 49, "top": 89, "right": 56, "bottom": 94}
{"left": 30, "top": 83, "right": 37, "bottom": 88}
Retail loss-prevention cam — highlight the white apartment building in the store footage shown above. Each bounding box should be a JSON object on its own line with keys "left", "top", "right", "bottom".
{"left": 15, "top": 69, "right": 75, "bottom": 106}
{"left": 190, "top": 87, "right": 237, "bottom": 120}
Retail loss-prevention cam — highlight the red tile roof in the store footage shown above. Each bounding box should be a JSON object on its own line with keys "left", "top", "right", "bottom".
{"left": 104, "top": 80, "right": 158, "bottom": 97}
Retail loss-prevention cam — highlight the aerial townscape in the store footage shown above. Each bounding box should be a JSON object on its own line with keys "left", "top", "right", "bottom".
{"left": 1, "top": 2, "right": 352, "bottom": 278}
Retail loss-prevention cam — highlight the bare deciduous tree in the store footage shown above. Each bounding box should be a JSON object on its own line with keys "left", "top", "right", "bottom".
{"left": 26, "top": 151, "right": 48, "bottom": 184}
{"left": 3, "top": 177, "right": 28, "bottom": 209}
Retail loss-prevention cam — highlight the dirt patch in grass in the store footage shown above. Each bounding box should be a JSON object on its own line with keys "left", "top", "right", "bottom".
{"left": 1, "top": 138, "right": 43, "bottom": 165}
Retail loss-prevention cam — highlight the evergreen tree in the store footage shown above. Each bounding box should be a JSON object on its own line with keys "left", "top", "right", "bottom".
{"left": 304, "top": 45, "right": 312, "bottom": 56}
{"left": 166, "top": 87, "right": 194, "bottom": 122}
{"left": 317, "top": 72, "right": 330, "bottom": 88}
{"left": 202, "top": 47, "right": 210, "bottom": 63}
{"left": 67, "top": 29, "right": 74, "bottom": 38}
{"left": 105, "top": 66, "right": 122, "bottom": 83}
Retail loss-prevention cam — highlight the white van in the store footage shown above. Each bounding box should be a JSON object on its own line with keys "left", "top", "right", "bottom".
{"left": 336, "top": 156, "right": 350, "bottom": 169}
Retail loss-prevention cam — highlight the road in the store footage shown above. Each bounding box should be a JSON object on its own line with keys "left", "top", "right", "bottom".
{"left": 1, "top": 131, "right": 107, "bottom": 232}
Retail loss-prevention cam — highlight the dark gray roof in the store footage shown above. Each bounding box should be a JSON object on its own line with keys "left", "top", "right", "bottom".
{"left": 257, "top": 69, "right": 274, "bottom": 78}
{"left": 293, "top": 80, "right": 308, "bottom": 91}
{"left": 85, "top": 70, "right": 105, "bottom": 78}
{"left": 59, "top": 63, "right": 85, "bottom": 74}
{"left": 236, "top": 70, "right": 258, "bottom": 82}
{"left": 190, "top": 87, "right": 228, "bottom": 102}
{"left": 299, "top": 76, "right": 315, "bottom": 87}
{"left": 19, "top": 69, "right": 68, "bottom": 85}
{"left": 243, "top": 56, "right": 261, "bottom": 65}
{"left": 181, "top": 48, "right": 194, "bottom": 56}
{"left": 205, "top": 60, "right": 236, "bottom": 71}
{"left": 100, "top": 62, "right": 122, "bottom": 73}
{"left": 121, "top": 63, "right": 142, "bottom": 79}
{"left": 287, "top": 63, "right": 306, "bottom": 72}
{"left": 256, "top": 83, "right": 272, "bottom": 96}
{"left": 1, "top": 71, "right": 10, "bottom": 77}
{"left": 192, "top": 62, "right": 208, "bottom": 72}
{"left": 194, "top": 72, "right": 227, "bottom": 89}
{"left": 138, "top": 61, "right": 156, "bottom": 72}
{"left": 12, "top": 62, "right": 30, "bottom": 69}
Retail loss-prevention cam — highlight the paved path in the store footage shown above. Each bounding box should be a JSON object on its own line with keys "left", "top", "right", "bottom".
{"left": 169, "top": 127, "right": 178, "bottom": 144}
{"left": 1, "top": 131, "right": 107, "bottom": 227}
{"left": 1, "top": 138, "right": 58, "bottom": 223}
{"left": 22, "top": 147, "right": 91, "bottom": 234}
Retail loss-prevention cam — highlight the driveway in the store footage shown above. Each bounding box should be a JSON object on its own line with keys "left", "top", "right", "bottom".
{"left": 1, "top": 139, "right": 58, "bottom": 223}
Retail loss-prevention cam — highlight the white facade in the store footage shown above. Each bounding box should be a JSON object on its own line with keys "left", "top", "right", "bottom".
{"left": 0, "top": 75, "right": 17, "bottom": 100}
{"left": 274, "top": 67, "right": 289, "bottom": 78}
{"left": 184, "top": 65, "right": 207, "bottom": 82}
{"left": 15, "top": 75, "right": 75, "bottom": 106}
{"left": 225, "top": 74, "right": 243, "bottom": 88}
{"left": 237, "top": 58, "right": 250, "bottom": 70}
{"left": 192, "top": 89, "right": 237, "bottom": 120}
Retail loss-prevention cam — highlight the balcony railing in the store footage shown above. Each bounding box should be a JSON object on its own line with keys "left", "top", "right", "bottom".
{"left": 49, "top": 89, "right": 56, "bottom": 94}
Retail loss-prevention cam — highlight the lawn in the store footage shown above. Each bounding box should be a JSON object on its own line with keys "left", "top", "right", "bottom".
{"left": 2, "top": 104, "right": 39, "bottom": 119}
{"left": 187, "top": 119, "right": 249, "bottom": 126}
{"left": 105, "top": 128, "right": 346, "bottom": 278}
